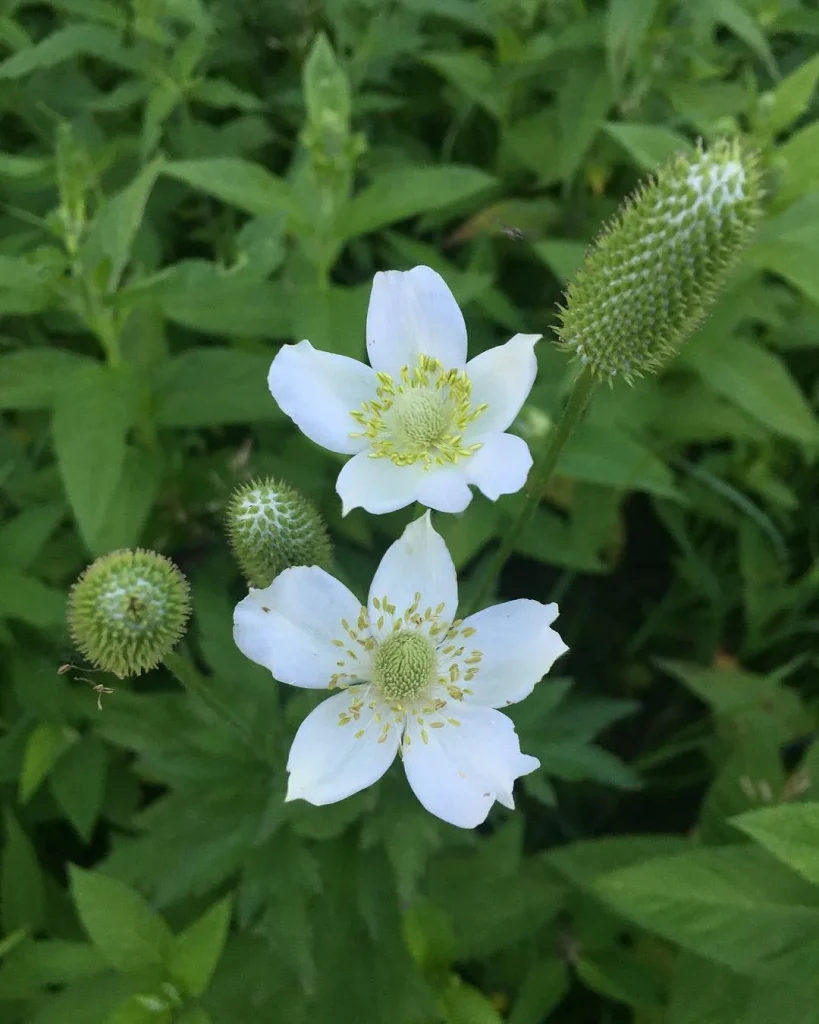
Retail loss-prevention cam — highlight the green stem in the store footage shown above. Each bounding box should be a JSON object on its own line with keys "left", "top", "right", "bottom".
{"left": 163, "top": 651, "right": 253, "bottom": 745}
{"left": 466, "top": 365, "right": 597, "bottom": 615}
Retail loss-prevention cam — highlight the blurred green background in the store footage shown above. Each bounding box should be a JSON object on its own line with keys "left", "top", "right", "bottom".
{"left": 1, "top": 0, "right": 819, "bottom": 1021}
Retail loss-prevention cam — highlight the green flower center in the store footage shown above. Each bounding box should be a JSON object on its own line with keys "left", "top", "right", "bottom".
{"left": 373, "top": 629, "right": 437, "bottom": 702}
{"left": 349, "top": 355, "right": 488, "bottom": 468}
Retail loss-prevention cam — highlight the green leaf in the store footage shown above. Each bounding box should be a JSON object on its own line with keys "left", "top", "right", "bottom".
{"left": 732, "top": 803, "right": 819, "bottom": 887}
{"left": 0, "top": 502, "right": 64, "bottom": 571}
{"left": 0, "top": 349, "right": 96, "bottom": 410}
{"left": 595, "top": 846, "right": 819, "bottom": 972}
{"left": 557, "top": 63, "right": 612, "bottom": 182}
{"left": 163, "top": 158, "right": 293, "bottom": 217}
{"left": 0, "top": 254, "right": 47, "bottom": 291}
{"left": 0, "top": 24, "right": 135, "bottom": 78}
{"left": 667, "top": 955, "right": 748, "bottom": 1024}
{"left": 711, "top": 0, "right": 776, "bottom": 78}
{"left": 338, "top": 166, "right": 496, "bottom": 239}
{"left": 439, "top": 977, "right": 503, "bottom": 1023}
{"left": 170, "top": 896, "right": 232, "bottom": 998}
{"left": 1, "top": 810, "right": 45, "bottom": 934}
{"left": 0, "top": 568, "right": 66, "bottom": 628}
{"left": 52, "top": 363, "right": 138, "bottom": 552}
{"left": 303, "top": 32, "right": 351, "bottom": 129}
{"left": 508, "top": 959, "right": 569, "bottom": 1024}
{"left": 604, "top": 122, "right": 693, "bottom": 170}
{"left": 88, "top": 447, "right": 163, "bottom": 551}
{"left": 0, "top": 939, "right": 107, "bottom": 1000}
{"left": 121, "top": 261, "right": 289, "bottom": 338}
{"left": 50, "top": 737, "right": 108, "bottom": 842}
{"left": 764, "top": 52, "right": 819, "bottom": 135}
{"left": 606, "top": 0, "right": 661, "bottom": 80}
{"left": 558, "top": 422, "right": 679, "bottom": 497}
{"left": 680, "top": 334, "right": 819, "bottom": 446}
{"left": 69, "top": 866, "right": 173, "bottom": 973}
{"left": 82, "top": 158, "right": 163, "bottom": 292}
{"left": 20, "top": 723, "right": 77, "bottom": 803}
{"left": 154, "top": 348, "right": 280, "bottom": 427}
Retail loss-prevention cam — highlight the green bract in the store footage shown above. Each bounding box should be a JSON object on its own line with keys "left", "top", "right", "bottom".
{"left": 67, "top": 549, "right": 191, "bottom": 678}
{"left": 556, "top": 138, "right": 763, "bottom": 382}
{"left": 226, "top": 478, "right": 332, "bottom": 588}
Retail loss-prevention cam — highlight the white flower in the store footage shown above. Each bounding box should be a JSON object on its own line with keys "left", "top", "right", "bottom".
{"left": 268, "top": 265, "right": 540, "bottom": 515}
{"left": 233, "top": 513, "right": 567, "bottom": 828}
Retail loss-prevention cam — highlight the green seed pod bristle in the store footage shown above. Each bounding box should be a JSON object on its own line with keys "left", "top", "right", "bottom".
{"left": 555, "top": 138, "right": 763, "bottom": 382}
{"left": 67, "top": 549, "right": 191, "bottom": 678}
{"left": 226, "top": 478, "right": 333, "bottom": 589}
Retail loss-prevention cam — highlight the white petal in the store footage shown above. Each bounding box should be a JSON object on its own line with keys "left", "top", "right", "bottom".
{"left": 415, "top": 467, "right": 473, "bottom": 513}
{"left": 465, "top": 333, "right": 540, "bottom": 438}
{"left": 366, "top": 266, "right": 467, "bottom": 376}
{"left": 368, "top": 512, "right": 457, "bottom": 641}
{"left": 465, "top": 432, "right": 533, "bottom": 501}
{"left": 268, "top": 340, "right": 376, "bottom": 454}
{"left": 402, "top": 705, "right": 538, "bottom": 828}
{"left": 337, "top": 451, "right": 425, "bottom": 515}
{"left": 457, "top": 600, "right": 568, "bottom": 707}
{"left": 233, "top": 566, "right": 363, "bottom": 688}
{"left": 286, "top": 688, "right": 400, "bottom": 805}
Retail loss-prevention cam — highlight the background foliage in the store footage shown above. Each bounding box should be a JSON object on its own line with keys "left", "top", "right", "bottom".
{"left": 1, "top": 0, "right": 819, "bottom": 1020}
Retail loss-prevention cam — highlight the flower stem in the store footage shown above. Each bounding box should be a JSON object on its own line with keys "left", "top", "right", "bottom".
{"left": 466, "top": 365, "right": 597, "bottom": 615}
{"left": 163, "top": 651, "right": 253, "bottom": 744}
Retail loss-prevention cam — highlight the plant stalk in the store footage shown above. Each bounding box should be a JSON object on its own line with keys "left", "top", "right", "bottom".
{"left": 163, "top": 651, "right": 253, "bottom": 745}
{"left": 466, "top": 365, "right": 597, "bottom": 615}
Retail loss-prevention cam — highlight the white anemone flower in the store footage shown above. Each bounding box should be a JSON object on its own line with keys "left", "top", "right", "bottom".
{"left": 268, "top": 265, "right": 540, "bottom": 515}
{"left": 233, "top": 513, "right": 568, "bottom": 828}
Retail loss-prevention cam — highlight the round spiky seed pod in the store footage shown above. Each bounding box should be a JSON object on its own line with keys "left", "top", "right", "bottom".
{"left": 68, "top": 549, "right": 191, "bottom": 678}
{"left": 555, "top": 138, "right": 763, "bottom": 382}
{"left": 226, "top": 478, "right": 333, "bottom": 589}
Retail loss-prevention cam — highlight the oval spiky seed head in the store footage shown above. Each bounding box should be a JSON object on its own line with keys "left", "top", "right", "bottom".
{"left": 226, "top": 478, "right": 332, "bottom": 589}
{"left": 67, "top": 549, "right": 191, "bottom": 678}
{"left": 555, "top": 138, "right": 763, "bottom": 382}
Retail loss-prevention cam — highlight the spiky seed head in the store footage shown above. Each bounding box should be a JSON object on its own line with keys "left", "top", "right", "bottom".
{"left": 555, "top": 138, "right": 763, "bottom": 383}
{"left": 67, "top": 549, "right": 191, "bottom": 678}
{"left": 226, "top": 478, "right": 332, "bottom": 589}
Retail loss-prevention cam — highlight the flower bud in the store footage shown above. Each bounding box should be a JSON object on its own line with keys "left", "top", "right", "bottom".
{"left": 226, "top": 478, "right": 332, "bottom": 588}
{"left": 67, "top": 549, "right": 191, "bottom": 678}
{"left": 556, "top": 138, "right": 763, "bottom": 381}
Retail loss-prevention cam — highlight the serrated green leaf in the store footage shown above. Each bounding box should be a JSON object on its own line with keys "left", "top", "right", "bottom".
{"left": 439, "top": 977, "right": 503, "bottom": 1024}
{"left": 0, "top": 939, "right": 108, "bottom": 1000}
{"left": 681, "top": 334, "right": 819, "bottom": 445}
{"left": 20, "top": 723, "right": 77, "bottom": 803}
{"left": 338, "top": 166, "right": 496, "bottom": 239}
{"left": 52, "top": 363, "right": 138, "bottom": 552}
{"left": 121, "top": 261, "right": 289, "bottom": 337}
{"left": 1, "top": 810, "right": 45, "bottom": 934}
{"left": 0, "top": 502, "right": 64, "bottom": 571}
{"left": 82, "top": 158, "right": 163, "bottom": 292}
{"left": 732, "top": 803, "right": 819, "bottom": 886}
{"left": 170, "top": 896, "right": 232, "bottom": 998}
{"left": 604, "top": 122, "right": 693, "bottom": 170}
{"left": 764, "top": 52, "right": 819, "bottom": 135}
{"left": 0, "top": 349, "right": 97, "bottom": 410}
{"left": 558, "top": 422, "right": 679, "bottom": 497}
{"left": 163, "top": 158, "right": 292, "bottom": 216}
{"left": 69, "top": 866, "right": 173, "bottom": 973}
{"left": 595, "top": 846, "right": 819, "bottom": 971}
{"left": 50, "top": 737, "right": 108, "bottom": 842}
{"left": 0, "top": 254, "right": 47, "bottom": 290}
{"left": 0, "top": 568, "right": 66, "bottom": 628}
{"left": 154, "top": 348, "right": 279, "bottom": 427}
{"left": 0, "top": 24, "right": 135, "bottom": 78}
{"left": 606, "top": 0, "right": 661, "bottom": 80}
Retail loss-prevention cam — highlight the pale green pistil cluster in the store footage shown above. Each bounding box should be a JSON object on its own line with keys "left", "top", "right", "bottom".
{"left": 372, "top": 630, "right": 437, "bottom": 701}
{"left": 350, "top": 354, "right": 487, "bottom": 468}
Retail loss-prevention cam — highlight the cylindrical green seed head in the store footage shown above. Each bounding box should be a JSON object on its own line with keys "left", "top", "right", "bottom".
{"left": 226, "top": 478, "right": 332, "bottom": 589}
{"left": 555, "top": 138, "right": 763, "bottom": 382}
{"left": 67, "top": 549, "right": 191, "bottom": 678}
